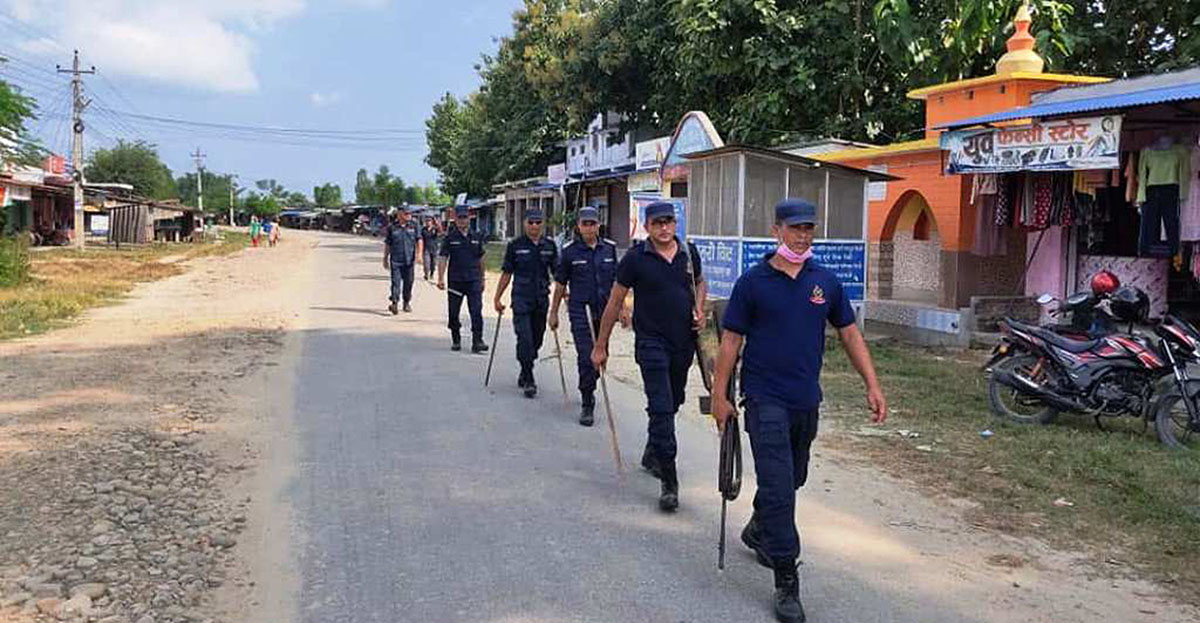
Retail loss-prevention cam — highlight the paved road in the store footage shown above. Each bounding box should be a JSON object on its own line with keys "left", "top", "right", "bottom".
{"left": 257, "top": 233, "right": 1190, "bottom": 623}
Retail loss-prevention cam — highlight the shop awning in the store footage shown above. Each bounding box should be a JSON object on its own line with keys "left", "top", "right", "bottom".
{"left": 940, "top": 68, "right": 1200, "bottom": 129}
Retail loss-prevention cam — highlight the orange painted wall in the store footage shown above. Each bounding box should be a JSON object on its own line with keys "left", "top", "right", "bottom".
{"left": 922, "top": 78, "right": 1088, "bottom": 136}
{"left": 838, "top": 150, "right": 972, "bottom": 252}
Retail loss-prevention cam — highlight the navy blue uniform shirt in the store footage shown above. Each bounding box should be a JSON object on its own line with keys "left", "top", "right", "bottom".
{"left": 722, "top": 254, "right": 856, "bottom": 410}
{"left": 502, "top": 234, "right": 558, "bottom": 299}
{"left": 383, "top": 221, "right": 419, "bottom": 265}
{"left": 555, "top": 236, "right": 618, "bottom": 308}
{"left": 439, "top": 226, "right": 486, "bottom": 282}
{"left": 616, "top": 238, "right": 703, "bottom": 353}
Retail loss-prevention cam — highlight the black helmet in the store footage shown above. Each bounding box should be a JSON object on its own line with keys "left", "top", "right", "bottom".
{"left": 1108, "top": 286, "right": 1150, "bottom": 323}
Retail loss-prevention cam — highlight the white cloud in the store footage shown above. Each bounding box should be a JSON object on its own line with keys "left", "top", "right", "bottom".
{"left": 0, "top": 0, "right": 308, "bottom": 93}
{"left": 309, "top": 91, "right": 342, "bottom": 107}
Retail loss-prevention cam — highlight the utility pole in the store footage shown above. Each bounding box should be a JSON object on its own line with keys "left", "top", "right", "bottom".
{"left": 191, "top": 147, "right": 206, "bottom": 213}
{"left": 57, "top": 50, "right": 95, "bottom": 250}
{"left": 229, "top": 174, "right": 239, "bottom": 227}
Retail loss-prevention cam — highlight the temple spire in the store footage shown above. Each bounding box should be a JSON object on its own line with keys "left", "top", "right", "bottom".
{"left": 996, "top": 3, "right": 1045, "bottom": 75}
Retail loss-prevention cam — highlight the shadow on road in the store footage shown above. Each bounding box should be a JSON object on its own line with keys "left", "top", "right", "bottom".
{"left": 342, "top": 275, "right": 390, "bottom": 282}
{"left": 308, "top": 306, "right": 393, "bottom": 317}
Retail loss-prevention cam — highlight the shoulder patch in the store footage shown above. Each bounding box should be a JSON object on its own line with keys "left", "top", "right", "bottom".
{"left": 562, "top": 240, "right": 576, "bottom": 249}
{"left": 603, "top": 238, "right": 617, "bottom": 246}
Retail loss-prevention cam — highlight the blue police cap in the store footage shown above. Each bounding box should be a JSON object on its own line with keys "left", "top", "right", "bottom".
{"left": 578, "top": 206, "right": 599, "bottom": 222}
{"left": 454, "top": 205, "right": 471, "bottom": 217}
{"left": 645, "top": 201, "right": 675, "bottom": 221}
{"left": 776, "top": 199, "right": 817, "bottom": 225}
{"left": 525, "top": 208, "right": 545, "bottom": 221}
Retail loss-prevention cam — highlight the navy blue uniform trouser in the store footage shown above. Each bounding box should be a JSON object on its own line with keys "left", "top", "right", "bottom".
{"left": 447, "top": 280, "right": 484, "bottom": 341}
{"left": 568, "top": 302, "right": 601, "bottom": 401}
{"left": 744, "top": 398, "right": 820, "bottom": 564}
{"left": 512, "top": 296, "right": 549, "bottom": 370}
{"left": 422, "top": 244, "right": 438, "bottom": 279}
{"left": 389, "top": 261, "right": 414, "bottom": 304}
{"left": 634, "top": 337, "right": 693, "bottom": 467}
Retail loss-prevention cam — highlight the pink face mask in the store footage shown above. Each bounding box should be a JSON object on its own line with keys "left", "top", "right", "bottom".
{"left": 776, "top": 244, "right": 813, "bottom": 265}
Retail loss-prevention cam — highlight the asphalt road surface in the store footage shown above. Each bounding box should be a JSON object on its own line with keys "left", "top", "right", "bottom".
{"left": 248, "top": 232, "right": 1191, "bottom": 623}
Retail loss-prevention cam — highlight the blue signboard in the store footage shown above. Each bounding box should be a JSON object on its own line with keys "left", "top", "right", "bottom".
{"left": 741, "top": 239, "right": 866, "bottom": 302}
{"left": 690, "top": 237, "right": 740, "bottom": 299}
{"left": 632, "top": 195, "right": 687, "bottom": 243}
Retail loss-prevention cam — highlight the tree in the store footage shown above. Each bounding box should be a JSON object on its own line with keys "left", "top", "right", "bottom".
{"left": 85, "top": 140, "right": 176, "bottom": 199}
{"left": 0, "top": 69, "right": 41, "bottom": 167}
{"left": 176, "top": 171, "right": 234, "bottom": 213}
{"left": 242, "top": 192, "right": 280, "bottom": 217}
{"left": 313, "top": 183, "right": 342, "bottom": 208}
{"left": 354, "top": 168, "right": 375, "bottom": 204}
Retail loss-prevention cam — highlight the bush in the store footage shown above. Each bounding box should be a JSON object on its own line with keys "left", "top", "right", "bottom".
{"left": 0, "top": 235, "right": 30, "bottom": 287}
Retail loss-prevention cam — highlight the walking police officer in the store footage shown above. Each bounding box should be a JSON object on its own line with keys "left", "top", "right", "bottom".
{"left": 420, "top": 215, "right": 441, "bottom": 281}
{"left": 437, "top": 206, "right": 489, "bottom": 353}
{"left": 592, "top": 201, "right": 704, "bottom": 512}
{"left": 382, "top": 206, "right": 419, "bottom": 314}
{"left": 494, "top": 208, "right": 557, "bottom": 397}
{"left": 549, "top": 207, "right": 619, "bottom": 425}
{"left": 711, "top": 199, "right": 886, "bottom": 623}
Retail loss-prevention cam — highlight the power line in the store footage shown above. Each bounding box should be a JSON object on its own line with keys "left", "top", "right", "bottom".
{"left": 96, "top": 107, "right": 427, "bottom": 137}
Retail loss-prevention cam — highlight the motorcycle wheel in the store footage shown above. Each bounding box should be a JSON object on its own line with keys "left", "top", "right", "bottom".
{"left": 987, "top": 354, "right": 1059, "bottom": 425}
{"left": 1154, "top": 390, "right": 1200, "bottom": 451}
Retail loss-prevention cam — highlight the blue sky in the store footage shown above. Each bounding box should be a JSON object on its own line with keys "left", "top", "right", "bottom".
{"left": 0, "top": 0, "right": 524, "bottom": 198}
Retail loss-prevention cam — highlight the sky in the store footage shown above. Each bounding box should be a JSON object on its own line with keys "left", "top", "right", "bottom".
{"left": 0, "top": 0, "right": 524, "bottom": 199}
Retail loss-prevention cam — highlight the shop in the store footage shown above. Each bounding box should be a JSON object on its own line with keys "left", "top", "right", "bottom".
{"left": 942, "top": 67, "right": 1200, "bottom": 323}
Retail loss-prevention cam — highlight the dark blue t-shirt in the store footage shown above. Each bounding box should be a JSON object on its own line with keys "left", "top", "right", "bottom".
{"left": 722, "top": 255, "right": 856, "bottom": 410}
{"left": 616, "top": 238, "right": 702, "bottom": 353}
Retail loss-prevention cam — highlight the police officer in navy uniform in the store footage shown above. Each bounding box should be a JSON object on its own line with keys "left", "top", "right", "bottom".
{"left": 437, "top": 206, "right": 489, "bottom": 353}
{"left": 549, "top": 206, "right": 620, "bottom": 425}
{"left": 592, "top": 201, "right": 705, "bottom": 512}
{"left": 382, "top": 205, "right": 419, "bottom": 314}
{"left": 494, "top": 208, "right": 558, "bottom": 397}
{"left": 420, "top": 215, "right": 441, "bottom": 281}
{"left": 711, "top": 199, "right": 886, "bottom": 623}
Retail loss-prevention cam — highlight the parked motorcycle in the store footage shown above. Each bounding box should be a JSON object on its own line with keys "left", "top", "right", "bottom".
{"left": 985, "top": 286, "right": 1200, "bottom": 449}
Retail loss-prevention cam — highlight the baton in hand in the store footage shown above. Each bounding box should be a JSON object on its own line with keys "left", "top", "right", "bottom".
{"left": 484, "top": 309, "right": 503, "bottom": 387}
{"left": 552, "top": 325, "right": 569, "bottom": 407}
{"left": 585, "top": 305, "right": 623, "bottom": 477}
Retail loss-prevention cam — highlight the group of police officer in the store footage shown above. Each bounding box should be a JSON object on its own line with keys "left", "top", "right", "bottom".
{"left": 382, "top": 199, "right": 887, "bottom": 623}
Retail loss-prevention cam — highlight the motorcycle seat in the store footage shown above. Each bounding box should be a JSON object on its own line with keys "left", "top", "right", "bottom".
{"left": 1007, "top": 319, "right": 1101, "bottom": 353}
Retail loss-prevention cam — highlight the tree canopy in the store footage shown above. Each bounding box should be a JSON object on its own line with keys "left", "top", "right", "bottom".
{"left": 85, "top": 140, "right": 177, "bottom": 200}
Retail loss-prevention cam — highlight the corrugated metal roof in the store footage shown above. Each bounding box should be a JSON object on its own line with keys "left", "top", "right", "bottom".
{"left": 940, "top": 66, "right": 1200, "bottom": 129}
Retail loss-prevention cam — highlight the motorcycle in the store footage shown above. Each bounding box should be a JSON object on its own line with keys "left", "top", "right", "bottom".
{"left": 985, "top": 286, "right": 1200, "bottom": 449}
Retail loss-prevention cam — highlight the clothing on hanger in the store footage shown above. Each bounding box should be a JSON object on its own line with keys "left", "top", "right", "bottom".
{"left": 1138, "top": 144, "right": 1192, "bottom": 204}
{"left": 1183, "top": 146, "right": 1200, "bottom": 242}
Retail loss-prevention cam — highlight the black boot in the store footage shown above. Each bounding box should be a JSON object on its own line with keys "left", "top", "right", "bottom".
{"left": 403, "top": 301, "right": 412, "bottom": 313}
{"left": 658, "top": 462, "right": 679, "bottom": 512}
{"left": 524, "top": 369, "right": 538, "bottom": 398}
{"left": 640, "top": 445, "right": 662, "bottom": 479}
{"left": 517, "top": 369, "right": 529, "bottom": 389}
{"left": 741, "top": 515, "right": 773, "bottom": 569}
{"left": 388, "top": 301, "right": 398, "bottom": 315}
{"left": 471, "top": 338, "right": 488, "bottom": 354}
{"left": 772, "top": 562, "right": 806, "bottom": 623}
{"left": 579, "top": 393, "right": 595, "bottom": 427}
{"left": 451, "top": 332, "right": 461, "bottom": 351}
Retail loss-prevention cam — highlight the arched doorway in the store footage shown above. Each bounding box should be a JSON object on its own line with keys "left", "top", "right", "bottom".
{"left": 878, "top": 191, "right": 941, "bottom": 305}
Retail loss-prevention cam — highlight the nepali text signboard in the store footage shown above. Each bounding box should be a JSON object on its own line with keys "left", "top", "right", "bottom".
{"left": 742, "top": 239, "right": 866, "bottom": 302}
{"left": 941, "top": 115, "right": 1122, "bottom": 174}
{"left": 690, "top": 237, "right": 740, "bottom": 299}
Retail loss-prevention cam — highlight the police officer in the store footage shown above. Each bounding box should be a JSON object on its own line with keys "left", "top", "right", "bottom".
{"left": 592, "top": 201, "right": 705, "bottom": 512}
{"left": 437, "top": 206, "right": 489, "bottom": 353}
{"left": 420, "top": 216, "right": 441, "bottom": 281}
{"left": 549, "top": 207, "right": 619, "bottom": 425}
{"left": 711, "top": 199, "right": 886, "bottom": 623}
{"left": 382, "top": 206, "right": 419, "bottom": 314}
{"left": 494, "top": 208, "right": 558, "bottom": 397}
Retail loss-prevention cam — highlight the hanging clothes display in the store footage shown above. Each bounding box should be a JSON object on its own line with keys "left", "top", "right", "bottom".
{"left": 994, "top": 173, "right": 1013, "bottom": 226}
{"left": 1182, "top": 145, "right": 1200, "bottom": 242}
{"left": 971, "top": 174, "right": 1005, "bottom": 256}
{"left": 1137, "top": 144, "right": 1191, "bottom": 257}
{"left": 1124, "top": 151, "right": 1139, "bottom": 204}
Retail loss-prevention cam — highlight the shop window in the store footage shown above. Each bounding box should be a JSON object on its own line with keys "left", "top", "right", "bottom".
{"left": 671, "top": 182, "right": 688, "bottom": 198}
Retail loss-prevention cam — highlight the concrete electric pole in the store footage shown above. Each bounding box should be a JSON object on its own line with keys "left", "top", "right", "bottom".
{"left": 57, "top": 50, "right": 95, "bottom": 250}
{"left": 191, "top": 147, "right": 206, "bottom": 213}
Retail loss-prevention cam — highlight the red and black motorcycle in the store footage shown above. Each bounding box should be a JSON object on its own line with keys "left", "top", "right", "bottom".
{"left": 985, "top": 286, "right": 1200, "bottom": 450}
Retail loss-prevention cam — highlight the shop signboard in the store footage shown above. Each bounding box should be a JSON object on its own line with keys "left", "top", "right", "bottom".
{"left": 741, "top": 239, "right": 866, "bottom": 302}
{"left": 631, "top": 194, "right": 685, "bottom": 243}
{"left": 690, "top": 237, "right": 740, "bottom": 299}
{"left": 942, "top": 115, "right": 1122, "bottom": 174}
{"left": 90, "top": 214, "right": 109, "bottom": 236}
{"left": 547, "top": 163, "right": 566, "bottom": 185}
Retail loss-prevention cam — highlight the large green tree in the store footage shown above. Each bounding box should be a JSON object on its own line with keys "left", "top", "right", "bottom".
{"left": 313, "top": 183, "right": 343, "bottom": 208}
{"left": 85, "top": 140, "right": 176, "bottom": 199}
{"left": 176, "top": 171, "right": 235, "bottom": 213}
{"left": 0, "top": 70, "right": 40, "bottom": 168}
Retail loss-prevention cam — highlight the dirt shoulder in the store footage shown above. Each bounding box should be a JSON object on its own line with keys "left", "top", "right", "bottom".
{"left": 0, "top": 230, "right": 319, "bottom": 623}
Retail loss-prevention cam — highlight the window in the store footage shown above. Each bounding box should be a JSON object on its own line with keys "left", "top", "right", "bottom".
{"left": 592, "top": 134, "right": 598, "bottom": 153}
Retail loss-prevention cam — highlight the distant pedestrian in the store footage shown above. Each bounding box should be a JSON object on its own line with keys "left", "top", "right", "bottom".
{"left": 382, "top": 206, "right": 419, "bottom": 314}
{"left": 420, "top": 216, "right": 440, "bottom": 280}
{"left": 592, "top": 201, "right": 704, "bottom": 513}
{"left": 249, "top": 216, "right": 261, "bottom": 247}
{"left": 549, "top": 206, "right": 621, "bottom": 424}
{"left": 262, "top": 219, "right": 275, "bottom": 247}
{"left": 270, "top": 220, "right": 281, "bottom": 246}
{"left": 711, "top": 199, "right": 886, "bottom": 623}
{"left": 494, "top": 208, "right": 557, "bottom": 397}
{"left": 437, "top": 206, "right": 489, "bottom": 353}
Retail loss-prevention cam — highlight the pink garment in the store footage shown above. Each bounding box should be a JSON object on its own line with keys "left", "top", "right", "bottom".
{"left": 1183, "top": 147, "right": 1200, "bottom": 242}
{"left": 777, "top": 244, "right": 812, "bottom": 265}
